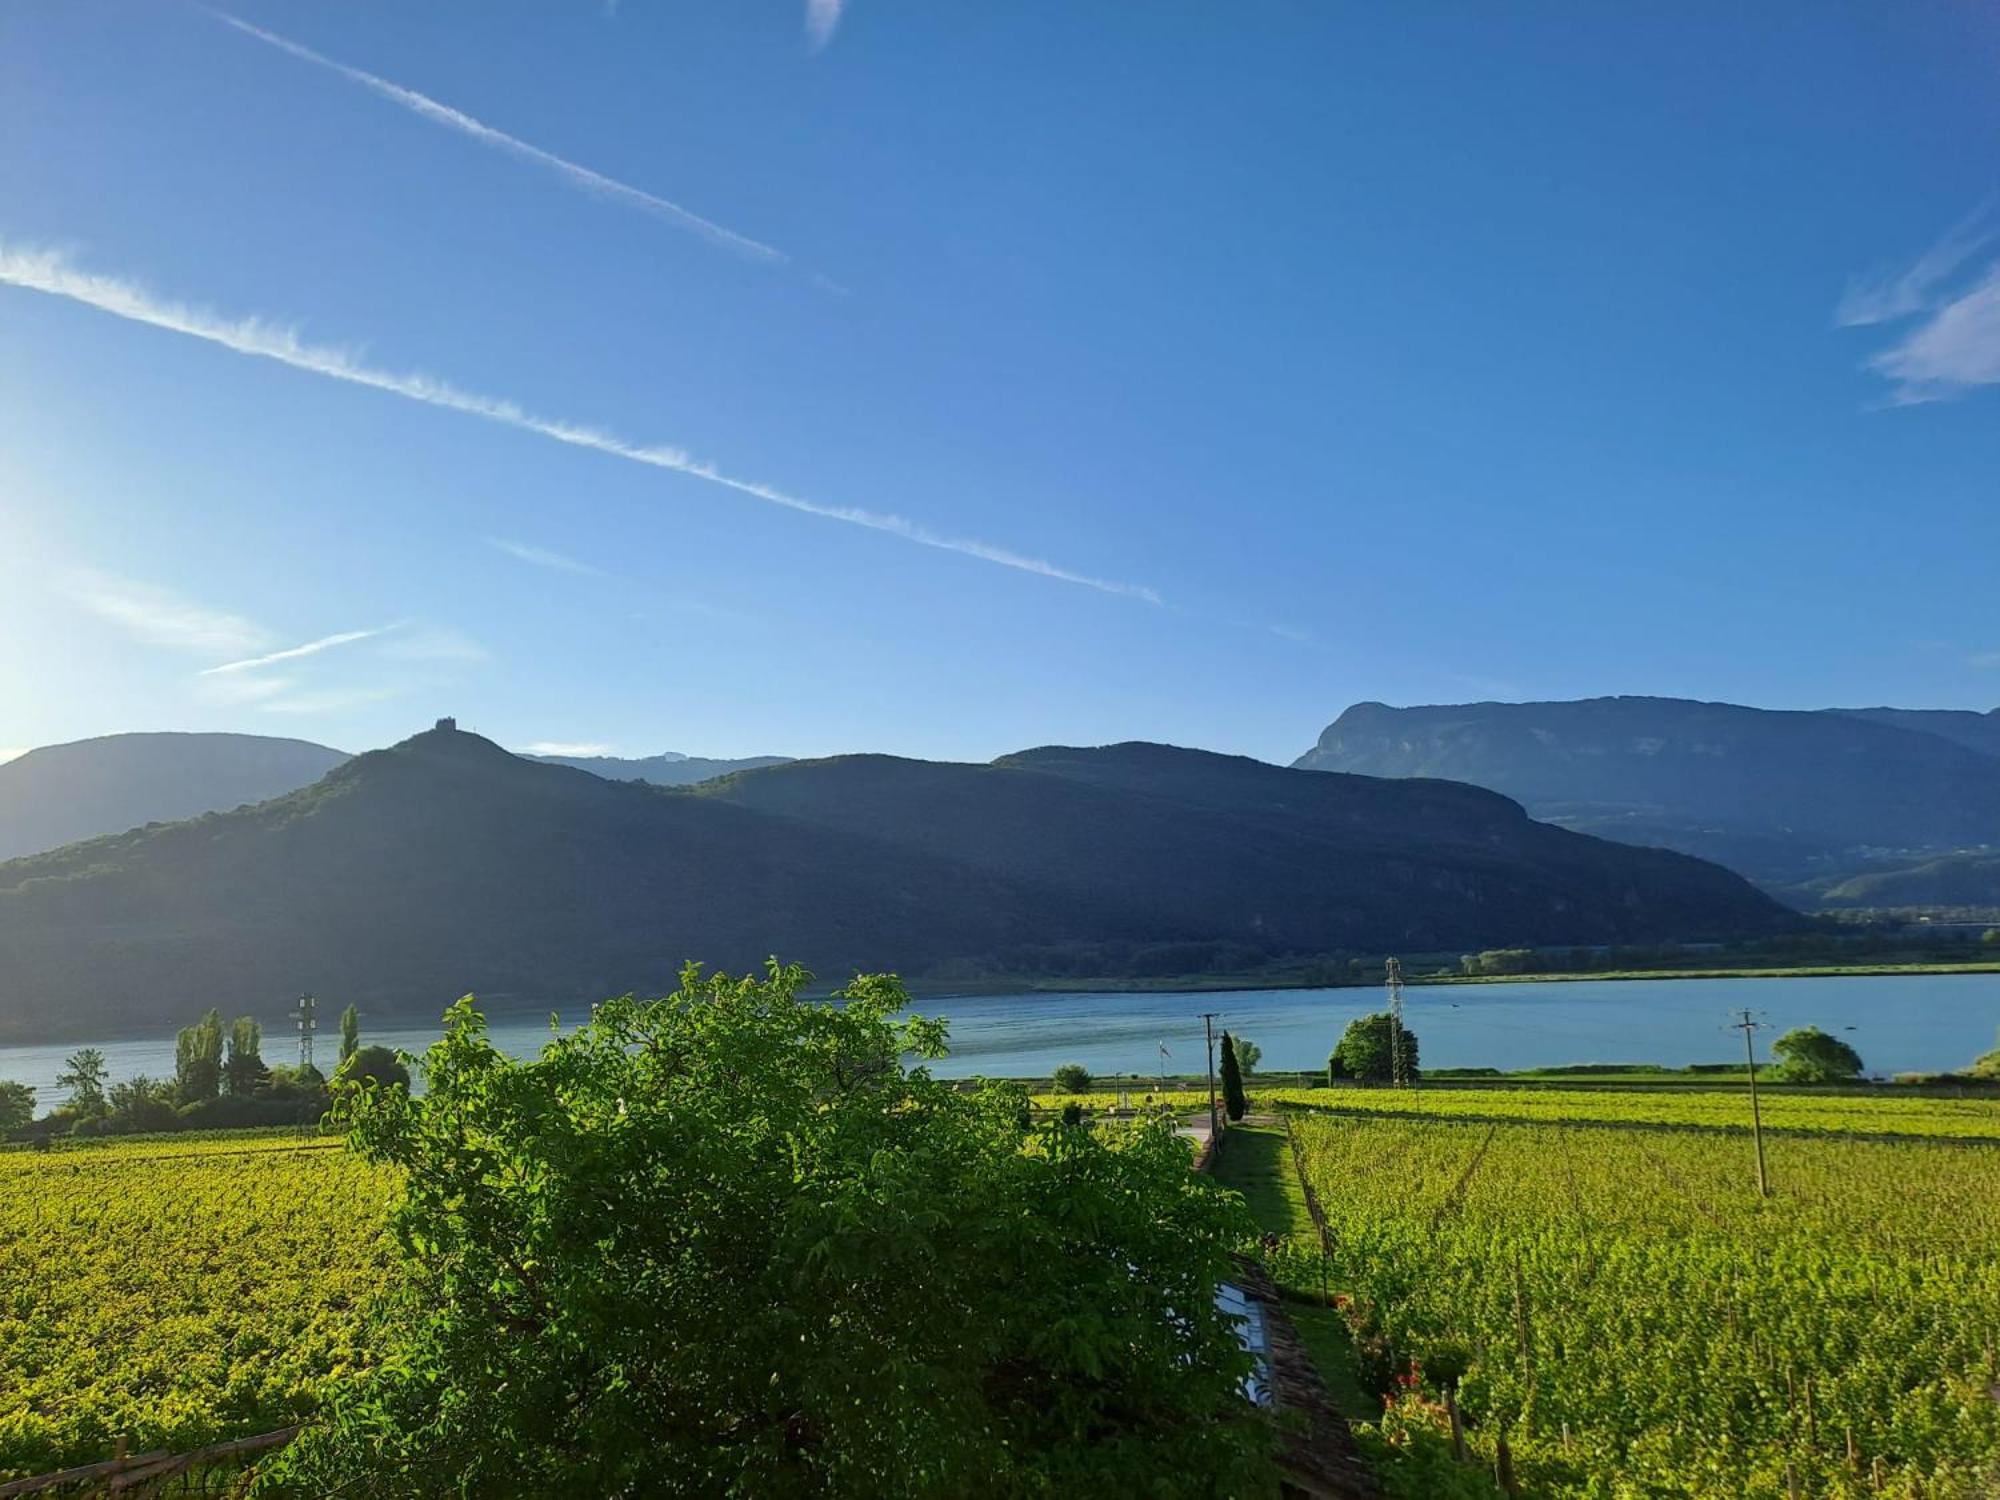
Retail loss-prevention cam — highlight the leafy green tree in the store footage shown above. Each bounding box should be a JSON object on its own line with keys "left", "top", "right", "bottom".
{"left": 0, "top": 1080, "right": 34, "bottom": 1134}
{"left": 107, "top": 1075, "right": 180, "bottom": 1133}
{"left": 56, "top": 1048, "right": 108, "bottom": 1114}
{"left": 334, "top": 1045, "right": 411, "bottom": 1093}
{"left": 176, "top": 1009, "right": 225, "bottom": 1103}
{"left": 339, "top": 1003, "right": 361, "bottom": 1065}
{"left": 269, "top": 964, "right": 1271, "bottom": 1498}
{"left": 1982, "top": 928, "right": 2000, "bottom": 949}
{"left": 1220, "top": 1032, "right": 1248, "bottom": 1121}
{"left": 1329, "top": 1012, "right": 1419, "bottom": 1084}
{"left": 1230, "top": 1037, "right": 1260, "bottom": 1076}
{"left": 1051, "top": 1061, "right": 1092, "bottom": 1093}
{"left": 1769, "top": 1026, "right": 1864, "bottom": 1084}
{"left": 225, "top": 1016, "right": 270, "bottom": 1096}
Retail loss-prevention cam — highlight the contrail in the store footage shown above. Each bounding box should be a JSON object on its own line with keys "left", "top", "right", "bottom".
{"left": 207, "top": 10, "right": 787, "bottom": 266}
{"left": 0, "top": 244, "right": 1160, "bottom": 602}
{"left": 201, "top": 626, "right": 393, "bottom": 675}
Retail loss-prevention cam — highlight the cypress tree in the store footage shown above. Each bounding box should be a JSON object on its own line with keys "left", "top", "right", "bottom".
{"left": 339, "top": 1004, "right": 361, "bottom": 1065}
{"left": 1220, "top": 1032, "right": 1247, "bottom": 1122}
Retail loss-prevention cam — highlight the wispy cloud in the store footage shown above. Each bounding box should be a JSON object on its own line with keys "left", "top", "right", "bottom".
{"left": 488, "top": 537, "right": 602, "bottom": 576}
{"left": 200, "top": 625, "right": 393, "bottom": 676}
{"left": 1839, "top": 213, "right": 2000, "bottom": 406}
{"left": 804, "top": 0, "right": 846, "bottom": 52}
{"left": 207, "top": 11, "right": 786, "bottom": 266}
{"left": 1836, "top": 214, "right": 1992, "bottom": 327}
{"left": 0, "top": 243, "right": 1160, "bottom": 603}
{"left": 63, "top": 569, "right": 269, "bottom": 656}
{"left": 1868, "top": 264, "right": 2000, "bottom": 406}
{"left": 523, "top": 740, "right": 615, "bottom": 757}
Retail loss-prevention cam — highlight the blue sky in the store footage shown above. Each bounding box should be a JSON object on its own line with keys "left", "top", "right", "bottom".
{"left": 2, "top": 1, "right": 1997, "bottom": 765}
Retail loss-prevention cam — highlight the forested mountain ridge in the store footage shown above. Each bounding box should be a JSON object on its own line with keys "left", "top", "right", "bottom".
{"left": 1294, "top": 697, "right": 2000, "bottom": 888}
{"left": 0, "top": 725, "right": 1794, "bottom": 1042}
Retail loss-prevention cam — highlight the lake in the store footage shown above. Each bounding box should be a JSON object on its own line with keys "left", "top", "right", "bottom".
{"left": 2, "top": 973, "right": 1995, "bottom": 1102}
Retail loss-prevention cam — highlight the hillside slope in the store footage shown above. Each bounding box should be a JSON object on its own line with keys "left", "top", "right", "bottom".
{"left": 529, "top": 750, "right": 791, "bottom": 785}
{"left": 1294, "top": 698, "right": 2000, "bottom": 885}
{"left": 698, "top": 740, "right": 1796, "bottom": 956}
{"left": 0, "top": 732, "right": 349, "bottom": 862}
{"left": 0, "top": 727, "right": 1033, "bottom": 1042}
{"left": 0, "top": 729, "right": 1794, "bottom": 1042}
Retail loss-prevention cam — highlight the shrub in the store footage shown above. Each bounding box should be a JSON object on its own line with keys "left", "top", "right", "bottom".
{"left": 1769, "top": 1026, "right": 1864, "bottom": 1084}
{"left": 1330, "top": 1012, "right": 1420, "bottom": 1084}
{"left": 1051, "top": 1061, "right": 1092, "bottom": 1093}
{"left": 265, "top": 963, "right": 1272, "bottom": 1497}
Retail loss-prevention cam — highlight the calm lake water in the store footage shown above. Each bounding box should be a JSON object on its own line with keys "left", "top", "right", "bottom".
{"left": 3, "top": 974, "right": 1996, "bottom": 1103}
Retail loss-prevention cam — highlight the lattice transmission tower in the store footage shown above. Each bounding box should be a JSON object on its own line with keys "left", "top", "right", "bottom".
{"left": 293, "top": 993, "right": 318, "bottom": 1074}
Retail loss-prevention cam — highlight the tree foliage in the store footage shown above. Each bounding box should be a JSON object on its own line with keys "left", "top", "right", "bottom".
{"left": 55, "top": 1049, "right": 108, "bottom": 1114}
{"left": 1230, "top": 1037, "right": 1260, "bottom": 1076}
{"left": 225, "top": 1016, "right": 269, "bottom": 1097}
{"left": 1220, "top": 1033, "right": 1247, "bottom": 1122}
{"left": 1050, "top": 1061, "right": 1092, "bottom": 1093}
{"left": 267, "top": 963, "right": 1271, "bottom": 1498}
{"left": 1769, "top": 1026, "right": 1864, "bottom": 1084}
{"left": 339, "top": 1004, "right": 360, "bottom": 1065}
{"left": 333, "top": 1045, "right": 410, "bottom": 1093}
{"left": 1330, "top": 1012, "right": 1419, "bottom": 1084}
{"left": 176, "top": 1010, "right": 224, "bottom": 1104}
{"left": 0, "top": 1080, "right": 33, "bottom": 1134}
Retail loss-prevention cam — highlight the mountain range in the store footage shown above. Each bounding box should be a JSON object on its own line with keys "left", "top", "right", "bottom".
{"left": 0, "top": 723, "right": 1793, "bottom": 1041}
{"left": 1295, "top": 697, "right": 2000, "bottom": 899}
{"left": 0, "top": 734, "right": 786, "bottom": 862}
{"left": 0, "top": 733, "right": 351, "bottom": 863}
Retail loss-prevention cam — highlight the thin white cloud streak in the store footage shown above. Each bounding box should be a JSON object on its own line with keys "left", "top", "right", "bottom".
{"left": 208, "top": 11, "right": 786, "bottom": 266}
{"left": 201, "top": 625, "right": 392, "bottom": 675}
{"left": 524, "top": 740, "right": 616, "bottom": 757}
{"left": 1836, "top": 215, "right": 1993, "bottom": 327}
{"left": 0, "top": 244, "right": 1160, "bottom": 603}
{"left": 63, "top": 569, "right": 269, "bottom": 656}
{"left": 804, "top": 0, "right": 845, "bottom": 52}
{"left": 488, "top": 538, "right": 602, "bottom": 576}
{"left": 1868, "top": 263, "right": 2000, "bottom": 405}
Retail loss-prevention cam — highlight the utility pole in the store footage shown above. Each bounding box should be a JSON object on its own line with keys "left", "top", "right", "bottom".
{"left": 1732, "top": 1009, "right": 1770, "bottom": 1198}
{"left": 1386, "top": 958, "right": 1410, "bottom": 1089}
{"left": 1200, "top": 1012, "right": 1221, "bottom": 1137}
{"left": 1157, "top": 1041, "right": 1170, "bottom": 1096}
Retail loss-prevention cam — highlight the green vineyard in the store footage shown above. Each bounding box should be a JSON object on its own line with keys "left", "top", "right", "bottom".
{"left": 0, "top": 1134, "right": 393, "bottom": 1478}
{"left": 1260, "top": 1083, "right": 2000, "bottom": 1141}
{"left": 1278, "top": 1111, "right": 2000, "bottom": 1497}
